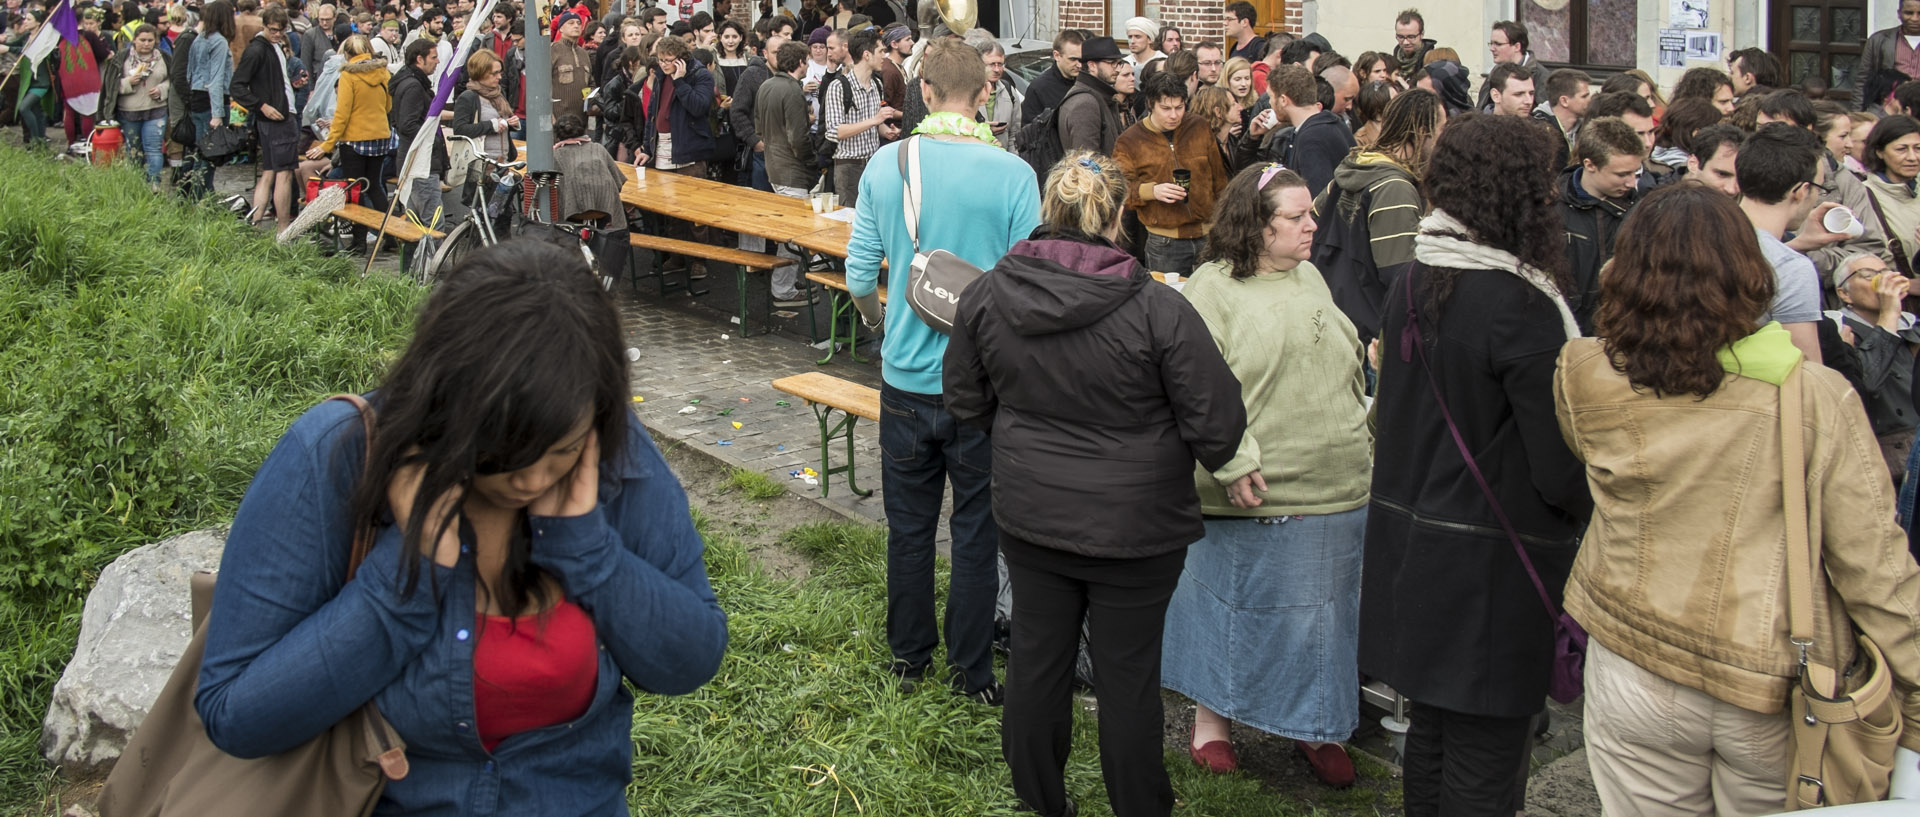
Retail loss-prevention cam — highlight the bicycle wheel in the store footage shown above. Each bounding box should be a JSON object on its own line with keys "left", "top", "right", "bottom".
{"left": 422, "top": 220, "right": 482, "bottom": 286}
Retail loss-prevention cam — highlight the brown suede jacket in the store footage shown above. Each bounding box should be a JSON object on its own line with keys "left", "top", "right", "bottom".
{"left": 1555, "top": 337, "right": 1920, "bottom": 749}
{"left": 1113, "top": 114, "right": 1229, "bottom": 240}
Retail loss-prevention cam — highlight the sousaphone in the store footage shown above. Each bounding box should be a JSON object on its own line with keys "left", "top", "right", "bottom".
{"left": 926, "top": 0, "right": 974, "bottom": 34}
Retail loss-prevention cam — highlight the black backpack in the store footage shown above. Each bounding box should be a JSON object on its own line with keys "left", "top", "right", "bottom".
{"left": 1014, "top": 85, "right": 1096, "bottom": 190}
{"left": 809, "top": 71, "right": 855, "bottom": 184}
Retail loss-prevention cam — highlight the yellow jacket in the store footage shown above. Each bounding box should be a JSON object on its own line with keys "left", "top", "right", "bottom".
{"left": 317, "top": 54, "right": 392, "bottom": 154}
{"left": 1555, "top": 332, "right": 1920, "bottom": 749}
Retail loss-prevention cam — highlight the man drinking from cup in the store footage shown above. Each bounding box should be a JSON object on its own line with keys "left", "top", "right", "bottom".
{"left": 1828, "top": 253, "right": 1920, "bottom": 481}
{"left": 1114, "top": 71, "right": 1230, "bottom": 277}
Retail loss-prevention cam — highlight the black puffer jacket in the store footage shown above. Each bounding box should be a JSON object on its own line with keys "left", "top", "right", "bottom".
{"left": 1559, "top": 164, "right": 1638, "bottom": 333}
{"left": 944, "top": 228, "right": 1247, "bottom": 559}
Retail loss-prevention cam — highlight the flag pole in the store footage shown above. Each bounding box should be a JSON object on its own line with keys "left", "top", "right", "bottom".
{"left": 358, "top": 140, "right": 428, "bottom": 278}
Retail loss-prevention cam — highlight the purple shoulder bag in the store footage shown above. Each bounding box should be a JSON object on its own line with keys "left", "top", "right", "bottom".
{"left": 1399, "top": 268, "right": 1588, "bottom": 704}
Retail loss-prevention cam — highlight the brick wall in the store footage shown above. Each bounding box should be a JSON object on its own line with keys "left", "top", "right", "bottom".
{"left": 1049, "top": 0, "right": 1294, "bottom": 42}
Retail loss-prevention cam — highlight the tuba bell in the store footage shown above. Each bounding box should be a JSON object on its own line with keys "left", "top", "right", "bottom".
{"left": 924, "top": 0, "right": 975, "bottom": 34}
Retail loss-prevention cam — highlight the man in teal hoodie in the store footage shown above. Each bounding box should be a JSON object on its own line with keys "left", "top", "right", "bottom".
{"left": 847, "top": 37, "right": 1040, "bottom": 704}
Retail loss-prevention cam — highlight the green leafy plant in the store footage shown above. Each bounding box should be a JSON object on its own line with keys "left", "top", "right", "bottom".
{"left": 0, "top": 146, "right": 422, "bottom": 807}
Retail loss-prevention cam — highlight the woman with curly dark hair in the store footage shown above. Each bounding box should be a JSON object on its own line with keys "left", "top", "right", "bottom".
{"left": 1557, "top": 183, "right": 1920, "bottom": 814}
{"left": 1360, "top": 112, "right": 1593, "bottom": 816}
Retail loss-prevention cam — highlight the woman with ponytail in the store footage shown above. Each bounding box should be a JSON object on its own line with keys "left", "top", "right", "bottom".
{"left": 944, "top": 151, "right": 1247, "bottom": 817}
{"left": 196, "top": 240, "right": 727, "bottom": 813}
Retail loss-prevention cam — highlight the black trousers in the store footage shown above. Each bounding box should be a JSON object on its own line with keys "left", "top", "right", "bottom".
{"left": 1000, "top": 533, "right": 1186, "bottom": 817}
{"left": 1402, "top": 700, "right": 1536, "bottom": 817}
{"left": 336, "top": 146, "right": 390, "bottom": 247}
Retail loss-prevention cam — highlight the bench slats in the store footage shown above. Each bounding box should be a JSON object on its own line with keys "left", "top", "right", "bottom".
{"left": 630, "top": 233, "right": 791, "bottom": 270}
{"left": 331, "top": 203, "right": 443, "bottom": 243}
{"left": 805, "top": 271, "right": 888, "bottom": 304}
{"left": 772, "top": 372, "right": 880, "bottom": 422}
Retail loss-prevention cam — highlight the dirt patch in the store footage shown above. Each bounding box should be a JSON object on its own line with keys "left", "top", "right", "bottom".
{"left": 650, "top": 431, "right": 849, "bottom": 582}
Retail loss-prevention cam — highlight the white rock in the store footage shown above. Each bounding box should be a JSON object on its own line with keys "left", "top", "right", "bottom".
{"left": 41, "top": 529, "right": 226, "bottom": 775}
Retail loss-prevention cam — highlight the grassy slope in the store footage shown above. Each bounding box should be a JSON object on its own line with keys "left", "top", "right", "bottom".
{"left": 0, "top": 146, "right": 422, "bottom": 809}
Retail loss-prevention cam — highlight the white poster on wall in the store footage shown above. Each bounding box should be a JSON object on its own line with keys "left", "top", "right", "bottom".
{"left": 1659, "top": 27, "right": 1686, "bottom": 67}
{"left": 1670, "top": 0, "right": 1709, "bottom": 29}
{"left": 1685, "top": 31, "right": 1722, "bottom": 61}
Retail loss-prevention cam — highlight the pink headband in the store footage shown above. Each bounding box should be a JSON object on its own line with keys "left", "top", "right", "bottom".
{"left": 1257, "top": 163, "right": 1285, "bottom": 190}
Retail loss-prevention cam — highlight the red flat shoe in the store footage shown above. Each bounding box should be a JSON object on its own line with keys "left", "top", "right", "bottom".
{"left": 1189, "top": 739, "right": 1238, "bottom": 774}
{"left": 1296, "top": 740, "right": 1355, "bottom": 787}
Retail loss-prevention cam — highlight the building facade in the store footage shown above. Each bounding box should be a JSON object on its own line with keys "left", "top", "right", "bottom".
{"left": 1024, "top": 0, "right": 1899, "bottom": 100}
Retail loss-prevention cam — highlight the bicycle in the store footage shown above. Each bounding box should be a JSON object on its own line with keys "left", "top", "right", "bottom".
{"left": 421, "top": 136, "right": 612, "bottom": 289}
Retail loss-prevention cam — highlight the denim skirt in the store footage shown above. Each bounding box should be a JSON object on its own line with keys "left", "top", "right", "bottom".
{"left": 1160, "top": 507, "right": 1366, "bottom": 742}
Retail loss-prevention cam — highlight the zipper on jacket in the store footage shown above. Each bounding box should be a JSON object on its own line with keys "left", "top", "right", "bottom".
{"left": 1370, "top": 495, "right": 1574, "bottom": 549}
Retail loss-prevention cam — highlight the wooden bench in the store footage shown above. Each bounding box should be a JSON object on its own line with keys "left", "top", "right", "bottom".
{"left": 771, "top": 372, "right": 880, "bottom": 498}
{"left": 330, "top": 203, "right": 446, "bottom": 276}
{"left": 804, "top": 271, "right": 888, "bottom": 365}
{"left": 626, "top": 234, "right": 793, "bottom": 332}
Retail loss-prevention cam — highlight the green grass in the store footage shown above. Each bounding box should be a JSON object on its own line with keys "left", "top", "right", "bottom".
{"left": 0, "top": 145, "right": 423, "bottom": 811}
{"left": 633, "top": 521, "right": 1348, "bottom": 816}
{"left": 723, "top": 467, "right": 789, "bottom": 500}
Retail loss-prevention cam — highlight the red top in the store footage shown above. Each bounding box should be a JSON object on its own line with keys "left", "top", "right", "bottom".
{"left": 471, "top": 600, "right": 599, "bottom": 752}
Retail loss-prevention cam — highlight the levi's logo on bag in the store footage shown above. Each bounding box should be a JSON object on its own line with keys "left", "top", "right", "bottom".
{"left": 899, "top": 136, "right": 985, "bottom": 333}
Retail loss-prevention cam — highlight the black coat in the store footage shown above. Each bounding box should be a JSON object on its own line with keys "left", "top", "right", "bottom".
{"left": 1020, "top": 63, "right": 1072, "bottom": 124}
{"left": 944, "top": 229, "right": 1247, "bottom": 560}
{"left": 389, "top": 65, "right": 448, "bottom": 174}
{"left": 1360, "top": 263, "right": 1593, "bottom": 718}
{"left": 1559, "top": 165, "right": 1637, "bottom": 333}
{"left": 230, "top": 34, "right": 291, "bottom": 114}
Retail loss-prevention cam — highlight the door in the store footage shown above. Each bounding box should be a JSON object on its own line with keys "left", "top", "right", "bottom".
{"left": 1772, "top": 0, "right": 1868, "bottom": 101}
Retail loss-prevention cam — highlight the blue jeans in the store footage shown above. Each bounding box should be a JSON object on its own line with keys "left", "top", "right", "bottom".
{"left": 16, "top": 89, "right": 48, "bottom": 145}
{"left": 879, "top": 383, "right": 1000, "bottom": 692}
{"left": 126, "top": 116, "right": 166, "bottom": 183}
{"left": 1143, "top": 233, "right": 1202, "bottom": 278}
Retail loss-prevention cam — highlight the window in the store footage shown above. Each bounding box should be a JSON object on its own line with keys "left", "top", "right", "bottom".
{"left": 1773, "top": 0, "right": 1867, "bottom": 99}
{"left": 1519, "top": 0, "right": 1639, "bottom": 70}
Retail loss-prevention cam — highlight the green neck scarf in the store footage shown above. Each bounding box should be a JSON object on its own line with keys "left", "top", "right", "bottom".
{"left": 913, "top": 111, "right": 998, "bottom": 146}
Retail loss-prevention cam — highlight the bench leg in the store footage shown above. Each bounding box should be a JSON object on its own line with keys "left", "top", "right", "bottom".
{"left": 816, "top": 288, "right": 850, "bottom": 365}
{"left": 398, "top": 241, "right": 413, "bottom": 277}
{"left": 812, "top": 404, "right": 871, "bottom": 498}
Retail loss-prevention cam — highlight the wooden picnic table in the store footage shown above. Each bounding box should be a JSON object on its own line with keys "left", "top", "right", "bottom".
{"left": 616, "top": 165, "right": 849, "bottom": 244}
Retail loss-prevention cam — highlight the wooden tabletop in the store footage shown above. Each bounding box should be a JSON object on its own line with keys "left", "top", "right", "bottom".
{"left": 617, "top": 165, "right": 852, "bottom": 244}
{"left": 788, "top": 223, "right": 855, "bottom": 259}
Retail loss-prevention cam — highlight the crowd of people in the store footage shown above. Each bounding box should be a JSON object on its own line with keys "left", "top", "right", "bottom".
{"left": 23, "top": 0, "right": 1920, "bottom": 814}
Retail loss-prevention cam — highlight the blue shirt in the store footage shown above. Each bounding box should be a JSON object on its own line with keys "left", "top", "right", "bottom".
{"left": 196, "top": 398, "right": 727, "bottom": 815}
{"left": 187, "top": 30, "right": 233, "bottom": 120}
{"left": 846, "top": 136, "right": 1041, "bottom": 394}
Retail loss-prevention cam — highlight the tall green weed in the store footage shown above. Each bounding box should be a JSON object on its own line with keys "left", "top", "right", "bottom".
{"left": 0, "top": 146, "right": 421, "bottom": 806}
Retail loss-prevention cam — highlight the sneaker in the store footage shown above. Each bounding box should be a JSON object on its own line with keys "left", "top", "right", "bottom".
{"left": 956, "top": 681, "right": 1004, "bottom": 706}
{"left": 689, "top": 263, "right": 710, "bottom": 280}
{"left": 888, "top": 660, "right": 928, "bottom": 693}
{"left": 773, "top": 293, "right": 810, "bottom": 308}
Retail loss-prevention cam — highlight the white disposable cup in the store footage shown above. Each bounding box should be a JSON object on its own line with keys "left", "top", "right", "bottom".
{"left": 824, "top": 193, "right": 839, "bottom": 211}
{"left": 1825, "top": 206, "right": 1865, "bottom": 239}
{"left": 810, "top": 193, "right": 824, "bottom": 213}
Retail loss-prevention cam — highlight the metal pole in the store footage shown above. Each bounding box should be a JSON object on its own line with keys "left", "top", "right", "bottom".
{"left": 522, "top": 0, "right": 555, "bottom": 175}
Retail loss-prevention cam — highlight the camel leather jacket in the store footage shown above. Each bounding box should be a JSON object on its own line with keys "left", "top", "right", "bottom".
{"left": 1555, "top": 333, "right": 1920, "bottom": 749}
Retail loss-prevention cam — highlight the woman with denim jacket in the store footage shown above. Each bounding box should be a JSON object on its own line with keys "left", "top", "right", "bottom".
{"left": 182, "top": 0, "right": 234, "bottom": 199}
{"left": 196, "top": 240, "right": 728, "bottom": 814}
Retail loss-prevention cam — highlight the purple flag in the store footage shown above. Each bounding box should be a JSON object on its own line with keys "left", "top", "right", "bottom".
{"left": 49, "top": 0, "right": 80, "bottom": 45}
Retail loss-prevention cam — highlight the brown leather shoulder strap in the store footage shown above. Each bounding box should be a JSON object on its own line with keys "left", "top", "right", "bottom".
{"left": 326, "top": 393, "right": 378, "bottom": 581}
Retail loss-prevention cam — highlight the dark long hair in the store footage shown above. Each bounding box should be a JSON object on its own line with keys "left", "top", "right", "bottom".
{"left": 1594, "top": 184, "right": 1775, "bottom": 397}
{"left": 345, "top": 240, "right": 630, "bottom": 614}
{"left": 1419, "top": 112, "right": 1567, "bottom": 312}
{"left": 1368, "top": 88, "right": 1444, "bottom": 178}
{"left": 200, "top": 0, "right": 236, "bottom": 40}
{"left": 1199, "top": 164, "right": 1307, "bottom": 279}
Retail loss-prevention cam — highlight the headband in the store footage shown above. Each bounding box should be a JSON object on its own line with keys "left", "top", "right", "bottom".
{"left": 1257, "top": 163, "right": 1285, "bottom": 190}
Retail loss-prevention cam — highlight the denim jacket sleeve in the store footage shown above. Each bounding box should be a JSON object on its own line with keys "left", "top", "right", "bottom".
{"left": 196, "top": 401, "right": 454, "bottom": 759}
{"left": 526, "top": 415, "right": 728, "bottom": 695}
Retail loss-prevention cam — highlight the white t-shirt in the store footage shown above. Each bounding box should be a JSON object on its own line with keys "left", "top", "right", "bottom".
{"left": 1905, "top": 34, "right": 1920, "bottom": 49}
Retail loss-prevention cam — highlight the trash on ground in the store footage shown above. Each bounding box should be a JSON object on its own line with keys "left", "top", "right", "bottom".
{"left": 678, "top": 406, "right": 699, "bottom": 415}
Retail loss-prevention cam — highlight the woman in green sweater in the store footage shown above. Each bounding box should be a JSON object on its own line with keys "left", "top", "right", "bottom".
{"left": 1161, "top": 163, "right": 1374, "bottom": 787}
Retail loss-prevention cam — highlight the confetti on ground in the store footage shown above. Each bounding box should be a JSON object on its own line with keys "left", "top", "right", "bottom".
{"left": 625, "top": 347, "right": 641, "bottom": 361}
{"left": 722, "top": 360, "right": 732, "bottom": 364}
{"left": 631, "top": 396, "right": 644, "bottom": 403}
{"left": 775, "top": 400, "right": 791, "bottom": 407}
{"left": 731, "top": 422, "right": 743, "bottom": 429}
{"left": 678, "top": 406, "right": 699, "bottom": 415}
{"left": 739, "top": 397, "right": 751, "bottom": 403}
{"left": 776, "top": 444, "right": 785, "bottom": 452}
{"left": 690, "top": 398, "right": 702, "bottom": 404}
{"left": 720, "top": 334, "right": 730, "bottom": 340}
{"left": 717, "top": 440, "right": 734, "bottom": 446}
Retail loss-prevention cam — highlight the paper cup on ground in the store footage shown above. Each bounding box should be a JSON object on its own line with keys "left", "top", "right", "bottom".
{"left": 1825, "top": 206, "right": 1865, "bottom": 239}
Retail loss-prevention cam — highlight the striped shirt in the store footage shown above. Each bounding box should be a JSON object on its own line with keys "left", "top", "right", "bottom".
{"left": 824, "top": 71, "right": 885, "bottom": 161}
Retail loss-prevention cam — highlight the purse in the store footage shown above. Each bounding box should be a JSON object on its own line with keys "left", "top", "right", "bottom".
{"left": 1400, "top": 269, "right": 1587, "bottom": 704}
{"left": 1778, "top": 364, "right": 1905, "bottom": 809}
{"left": 95, "top": 394, "right": 409, "bottom": 817}
{"left": 198, "top": 121, "right": 250, "bottom": 162}
{"left": 306, "top": 176, "right": 367, "bottom": 206}
{"left": 169, "top": 116, "right": 197, "bottom": 150}
{"left": 897, "top": 135, "right": 986, "bottom": 334}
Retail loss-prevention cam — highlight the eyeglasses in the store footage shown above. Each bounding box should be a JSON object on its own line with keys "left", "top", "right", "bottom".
{"left": 1841, "top": 266, "right": 1893, "bottom": 287}
{"left": 1808, "top": 178, "right": 1836, "bottom": 195}
{"left": 1488, "top": 39, "right": 1510, "bottom": 48}
{"left": 266, "top": 25, "right": 286, "bottom": 32}
{"left": 1197, "top": 59, "right": 1223, "bottom": 67}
